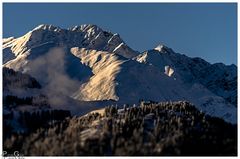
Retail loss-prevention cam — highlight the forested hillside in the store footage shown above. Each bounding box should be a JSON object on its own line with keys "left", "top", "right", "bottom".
{"left": 3, "top": 101, "right": 237, "bottom": 156}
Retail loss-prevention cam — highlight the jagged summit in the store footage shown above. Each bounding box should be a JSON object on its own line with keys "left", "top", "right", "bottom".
{"left": 33, "top": 23, "right": 109, "bottom": 35}
{"left": 32, "top": 23, "right": 104, "bottom": 35}
{"left": 32, "top": 24, "right": 62, "bottom": 32}
{"left": 154, "top": 44, "right": 166, "bottom": 52}
{"left": 154, "top": 44, "right": 173, "bottom": 54}
{"left": 3, "top": 24, "right": 138, "bottom": 59}
{"left": 69, "top": 24, "right": 101, "bottom": 32}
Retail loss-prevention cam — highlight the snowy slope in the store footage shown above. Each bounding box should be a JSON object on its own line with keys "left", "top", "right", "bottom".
{"left": 135, "top": 44, "right": 237, "bottom": 106}
{"left": 71, "top": 47, "right": 236, "bottom": 123}
{"left": 2, "top": 25, "right": 237, "bottom": 124}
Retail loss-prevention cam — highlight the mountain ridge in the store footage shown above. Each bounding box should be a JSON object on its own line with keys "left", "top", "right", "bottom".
{"left": 2, "top": 24, "right": 237, "bottom": 124}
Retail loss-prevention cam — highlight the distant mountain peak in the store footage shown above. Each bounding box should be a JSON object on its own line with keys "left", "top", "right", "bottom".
{"left": 154, "top": 44, "right": 170, "bottom": 53}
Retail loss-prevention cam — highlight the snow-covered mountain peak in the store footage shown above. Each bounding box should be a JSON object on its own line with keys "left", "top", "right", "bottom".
{"left": 3, "top": 24, "right": 138, "bottom": 60}
{"left": 154, "top": 44, "right": 165, "bottom": 52}
{"left": 154, "top": 44, "right": 170, "bottom": 53}
{"left": 33, "top": 24, "right": 58, "bottom": 31}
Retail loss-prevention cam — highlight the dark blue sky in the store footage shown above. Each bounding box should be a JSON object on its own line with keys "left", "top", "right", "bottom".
{"left": 3, "top": 3, "right": 237, "bottom": 65}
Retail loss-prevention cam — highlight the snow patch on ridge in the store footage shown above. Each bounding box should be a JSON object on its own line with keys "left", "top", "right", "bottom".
{"left": 154, "top": 44, "right": 168, "bottom": 53}
{"left": 113, "top": 42, "right": 124, "bottom": 52}
{"left": 164, "top": 66, "right": 174, "bottom": 77}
